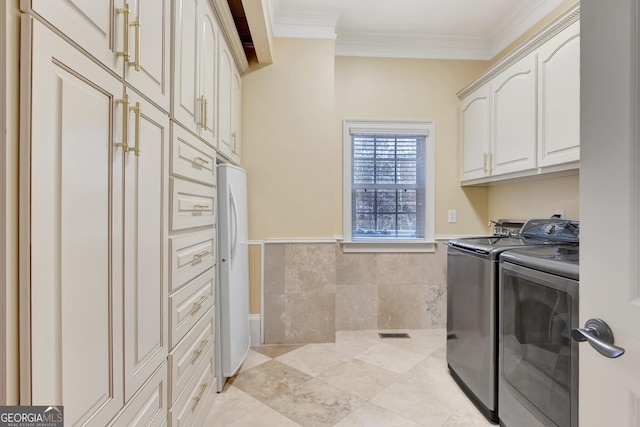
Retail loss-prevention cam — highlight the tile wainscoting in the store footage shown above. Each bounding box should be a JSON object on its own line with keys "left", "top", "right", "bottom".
{"left": 263, "top": 242, "right": 448, "bottom": 344}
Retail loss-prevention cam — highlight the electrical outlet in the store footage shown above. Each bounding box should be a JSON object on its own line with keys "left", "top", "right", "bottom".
{"left": 448, "top": 210, "right": 457, "bottom": 223}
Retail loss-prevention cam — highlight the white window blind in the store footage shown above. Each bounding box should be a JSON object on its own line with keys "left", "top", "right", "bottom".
{"left": 351, "top": 134, "right": 426, "bottom": 239}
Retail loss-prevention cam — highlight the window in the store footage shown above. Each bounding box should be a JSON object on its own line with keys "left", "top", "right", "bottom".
{"left": 343, "top": 120, "right": 435, "bottom": 252}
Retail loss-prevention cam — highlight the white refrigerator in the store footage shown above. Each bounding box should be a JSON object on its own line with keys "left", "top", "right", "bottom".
{"left": 215, "top": 164, "right": 250, "bottom": 390}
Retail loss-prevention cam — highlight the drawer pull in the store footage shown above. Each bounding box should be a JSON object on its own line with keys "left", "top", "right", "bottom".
{"left": 193, "top": 156, "right": 210, "bottom": 165}
{"left": 193, "top": 250, "right": 210, "bottom": 260}
{"left": 192, "top": 295, "right": 208, "bottom": 310}
{"left": 193, "top": 383, "right": 208, "bottom": 407}
{"left": 193, "top": 339, "right": 209, "bottom": 358}
{"left": 193, "top": 203, "right": 210, "bottom": 210}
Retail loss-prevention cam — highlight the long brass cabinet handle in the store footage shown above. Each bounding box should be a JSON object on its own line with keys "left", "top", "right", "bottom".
{"left": 130, "top": 102, "right": 141, "bottom": 156}
{"left": 193, "top": 339, "right": 209, "bottom": 358}
{"left": 117, "top": 4, "right": 131, "bottom": 61}
{"left": 193, "top": 383, "right": 208, "bottom": 406}
{"left": 193, "top": 250, "right": 210, "bottom": 259}
{"left": 232, "top": 131, "right": 237, "bottom": 154}
{"left": 115, "top": 95, "right": 132, "bottom": 152}
{"left": 203, "top": 98, "right": 208, "bottom": 130}
{"left": 130, "top": 16, "right": 141, "bottom": 71}
{"left": 198, "top": 96, "right": 205, "bottom": 128}
{"left": 489, "top": 152, "right": 494, "bottom": 172}
{"left": 193, "top": 156, "right": 209, "bottom": 165}
{"left": 192, "top": 295, "right": 208, "bottom": 310}
{"left": 483, "top": 152, "right": 488, "bottom": 173}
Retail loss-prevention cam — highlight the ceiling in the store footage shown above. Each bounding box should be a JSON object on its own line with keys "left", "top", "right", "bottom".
{"left": 263, "top": 0, "right": 567, "bottom": 60}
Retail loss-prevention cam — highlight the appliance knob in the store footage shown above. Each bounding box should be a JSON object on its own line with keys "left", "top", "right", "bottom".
{"left": 545, "top": 224, "right": 556, "bottom": 234}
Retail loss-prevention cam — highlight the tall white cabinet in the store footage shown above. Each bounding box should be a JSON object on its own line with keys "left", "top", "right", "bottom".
{"left": 20, "top": 0, "right": 248, "bottom": 425}
{"left": 24, "top": 17, "right": 168, "bottom": 426}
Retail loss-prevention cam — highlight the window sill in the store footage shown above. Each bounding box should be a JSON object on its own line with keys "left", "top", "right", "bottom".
{"left": 340, "top": 240, "right": 436, "bottom": 253}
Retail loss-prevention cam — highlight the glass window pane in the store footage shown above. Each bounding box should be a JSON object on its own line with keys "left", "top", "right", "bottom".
{"left": 376, "top": 214, "right": 396, "bottom": 234}
{"left": 376, "top": 190, "right": 396, "bottom": 213}
{"left": 354, "top": 214, "right": 375, "bottom": 235}
{"left": 354, "top": 189, "right": 375, "bottom": 213}
{"left": 398, "top": 190, "right": 416, "bottom": 213}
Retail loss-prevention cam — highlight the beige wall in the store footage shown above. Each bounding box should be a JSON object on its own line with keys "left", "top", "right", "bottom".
{"left": 242, "top": 38, "right": 490, "bottom": 240}
{"left": 487, "top": 174, "right": 580, "bottom": 221}
{"left": 242, "top": 38, "right": 338, "bottom": 240}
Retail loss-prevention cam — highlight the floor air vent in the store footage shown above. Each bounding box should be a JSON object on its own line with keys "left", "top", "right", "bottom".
{"left": 378, "top": 332, "right": 411, "bottom": 339}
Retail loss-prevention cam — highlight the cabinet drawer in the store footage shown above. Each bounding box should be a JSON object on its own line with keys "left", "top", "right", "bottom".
{"left": 170, "top": 269, "right": 215, "bottom": 348}
{"left": 168, "top": 312, "right": 215, "bottom": 406}
{"left": 170, "top": 230, "right": 215, "bottom": 292}
{"left": 171, "top": 178, "right": 216, "bottom": 231}
{"left": 108, "top": 363, "right": 167, "bottom": 427}
{"left": 171, "top": 124, "right": 216, "bottom": 186}
{"left": 169, "top": 344, "right": 215, "bottom": 427}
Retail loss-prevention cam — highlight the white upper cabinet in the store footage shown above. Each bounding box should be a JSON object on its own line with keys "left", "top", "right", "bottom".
{"left": 173, "top": 0, "right": 219, "bottom": 146}
{"left": 218, "top": 37, "right": 242, "bottom": 164}
{"left": 460, "top": 84, "right": 491, "bottom": 181}
{"left": 231, "top": 68, "right": 242, "bottom": 163}
{"left": 123, "top": 0, "right": 171, "bottom": 110}
{"left": 24, "top": 0, "right": 124, "bottom": 72}
{"left": 537, "top": 21, "right": 580, "bottom": 167}
{"left": 24, "top": 0, "right": 171, "bottom": 111}
{"left": 458, "top": 8, "right": 580, "bottom": 185}
{"left": 490, "top": 52, "right": 537, "bottom": 176}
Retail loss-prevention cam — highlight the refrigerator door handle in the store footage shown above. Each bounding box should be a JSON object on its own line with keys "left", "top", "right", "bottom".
{"left": 230, "top": 186, "right": 238, "bottom": 269}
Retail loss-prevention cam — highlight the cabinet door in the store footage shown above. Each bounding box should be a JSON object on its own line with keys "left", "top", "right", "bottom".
{"left": 123, "top": 91, "right": 169, "bottom": 401}
{"left": 198, "top": 0, "right": 219, "bottom": 145}
{"left": 218, "top": 39, "right": 233, "bottom": 159}
{"left": 24, "top": 0, "right": 124, "bottom": 73}
{"left": 125, "top": 0, "right": 171, "bottom": 111}
{"left": 537, "top": 21, "right": 580, "bottom": 167}
{"left": 231, "top": 68, "right": 242, "bottom": 163}
{"left": 25, "top": 17, "right": 124, "bottom": 425}
{"left": 460, "top": 84, "right": 491, "bottom": 181}
{"left": 173, "top": 0, "right": 200, "bottom": 136}
{"left": 491, "top": 53, "right": 537, "bottom": 176}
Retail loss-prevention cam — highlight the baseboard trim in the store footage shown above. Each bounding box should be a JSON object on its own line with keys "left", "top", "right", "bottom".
{"left": 249, "top": 314, "right": 261, "bottom": 346}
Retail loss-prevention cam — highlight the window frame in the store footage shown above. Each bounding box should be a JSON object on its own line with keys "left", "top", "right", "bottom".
{"left": 342, "top": 120, "right": 436, "bottom": 253}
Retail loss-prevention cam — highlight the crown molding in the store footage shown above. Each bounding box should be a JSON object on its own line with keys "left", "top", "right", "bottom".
{"left": 335, "top": 31, "right": 492, "bottom": 60}
{"left": 270, "top": 0, "right": 575, "bottom": 60}
{"left": 457, "top": 3, "right": 580, "bottom": 99}
{"left": 272, "top": 10, "right": 338, "bottom": 39}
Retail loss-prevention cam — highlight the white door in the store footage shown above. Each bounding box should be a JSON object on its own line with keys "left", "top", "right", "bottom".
{"left": 491, "top": 52, "right": 537, "bottom": 176}
{"left": 26, "top": 17, "right": 124, "bottom": 425}
{"left": 537, "top": 21, "right": 580, "bottom": 167}
{"left": 123, "top": 90, "right": 169, "bottom": 401}
{"left": 231, "top": 68, "right": 242, "bottom": 163}
{"left": 26, "top": 0, "right": 124, "bottom": 73}
{"left": 173, "top": 0, "right": 200, "bottom": 135}
{"left": 124, "top": 0, "right": 171, "bottom": 111}
{"left": 460, "top": 84, "right": 491, "bottom": 181}
{"left": 218, "top": 39, "right": 233, "bottom": 159}
{"left": 580, "top": 1, "right": 640, "bottom": 426}
{"left": 198, "top": 0, "right": 218, "bottom": 145}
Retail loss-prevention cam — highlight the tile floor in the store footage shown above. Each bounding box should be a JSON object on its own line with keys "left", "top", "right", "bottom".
{"left": 203, "top": 329, "right": 493, "bottom": 427}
